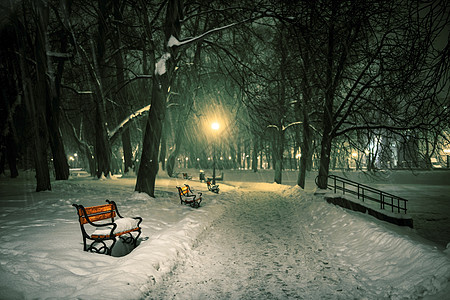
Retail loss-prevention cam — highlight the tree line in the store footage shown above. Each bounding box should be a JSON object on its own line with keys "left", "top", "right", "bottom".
{"left": 0, "top": 0, "right": 448, "bottom": 195}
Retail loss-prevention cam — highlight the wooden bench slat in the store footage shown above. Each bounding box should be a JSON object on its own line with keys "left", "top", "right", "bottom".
{"left": 79, "top": 211, "right": 116, "bottom": 224}
{"left": 179, "top": 186, "right": 190, "bottom": 196}
{"left": 81, "top": 204, "right": 114, "bottom": 215}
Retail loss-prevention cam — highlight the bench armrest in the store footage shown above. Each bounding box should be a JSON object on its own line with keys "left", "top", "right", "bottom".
{"left": 133, "top": 216, "right": 143, "bottom": 228}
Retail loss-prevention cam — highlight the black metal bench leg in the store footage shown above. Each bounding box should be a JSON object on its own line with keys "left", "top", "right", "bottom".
{"left": 83, "top": 237, "right": 88, "bottom": 252}
{"left": 134, "top": 229, "right": 141, "bottom": 247}
{"left": 86, "top": 238, "right": 116, "bottom": 255}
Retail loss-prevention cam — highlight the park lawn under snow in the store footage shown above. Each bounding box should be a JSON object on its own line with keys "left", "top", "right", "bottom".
{"left": 0, "top": 171, "right": 449, "bottom": 299}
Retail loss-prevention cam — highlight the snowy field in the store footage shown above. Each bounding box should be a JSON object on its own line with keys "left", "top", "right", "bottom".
{"left": 0, "top": 169, "right": 449, "bottom": 299}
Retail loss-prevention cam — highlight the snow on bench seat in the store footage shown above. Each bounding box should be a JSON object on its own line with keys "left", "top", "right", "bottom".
{"left": 91, "top": 217, "right": 141, "bottom": 238}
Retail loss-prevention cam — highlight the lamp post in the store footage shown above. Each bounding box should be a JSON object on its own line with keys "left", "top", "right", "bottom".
{"left": 211, "top": 122, "right": 220, "bottom": 185}
{"left": 69, "top": 156, "right": 75, "bottom": 168}
{"left": 444, "top": 149, "right": 450, "bottom": 169}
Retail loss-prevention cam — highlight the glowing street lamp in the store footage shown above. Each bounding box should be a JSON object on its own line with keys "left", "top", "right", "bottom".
{"left": 212, "top": 122, "right": 220, "bottom": 131}
{"left": 211, "top": 122, "right": 220, "bottom": 184}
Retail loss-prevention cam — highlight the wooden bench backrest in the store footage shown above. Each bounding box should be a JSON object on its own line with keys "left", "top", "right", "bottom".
{"left": 77, "top": 204, "right": 116, "bottom": 225}
{"left": 179, "top": 186, "right": 190, "bottom": 196}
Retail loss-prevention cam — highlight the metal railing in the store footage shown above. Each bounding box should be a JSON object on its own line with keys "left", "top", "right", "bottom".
{"left": 317, "top": 175, "right": 408, "bottom": 214}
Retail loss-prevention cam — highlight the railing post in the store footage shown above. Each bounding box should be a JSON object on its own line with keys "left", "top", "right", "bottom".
{"left": 391, "top": 197, "right": 394, "bottom": 212}
{"left": 334, "top": 176, "right": 336, "bottom": 193}
{"left": 357, "top": 184, "right": 360, "bottom": 199}
{"left": 343, "top": 182, "right": 345, "bottom": 195}
{"left": 362, "top": 189, "right": 364, "bottom": 202}
{"left": 380, "top": 192, "right": 383, "bottom": 209}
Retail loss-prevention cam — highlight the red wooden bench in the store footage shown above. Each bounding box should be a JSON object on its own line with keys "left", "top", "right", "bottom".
{"left": 176, "top": 184, "right": 202, "bottom": 208}
{"left": 73, "top": 200, "right": 142, "bottom": 255}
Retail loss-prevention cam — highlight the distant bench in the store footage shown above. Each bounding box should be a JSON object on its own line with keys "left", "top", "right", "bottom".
{"left": 73, "top": 200, "right": 142, "bottom": 255}
{"left": 182, "top": 173, "right": 192, "bottom": 180}
{"left": 177, "top": 184, "right": 202, "bottom": 208}
{"left": 206, "top": 180, "right": 219, "bottom": 193}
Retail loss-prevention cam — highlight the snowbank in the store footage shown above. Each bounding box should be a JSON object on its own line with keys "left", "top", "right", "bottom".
{"left": 0, "top": 173, "right": 449, "bottom": 299}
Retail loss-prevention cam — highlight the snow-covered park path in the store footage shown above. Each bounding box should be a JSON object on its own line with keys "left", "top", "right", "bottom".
{"left": 146, "top": 186, "right": 450, "bottom": 300}
{"left": 148, "top": 191, "right": 360, "bottom": 299}
{"left": 0, "top": 170, "right": 449, "bottom": 299}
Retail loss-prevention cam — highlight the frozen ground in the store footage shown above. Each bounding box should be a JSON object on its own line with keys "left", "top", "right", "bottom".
{"left": 0, "top": 169, "right": 449, "bottom": 299}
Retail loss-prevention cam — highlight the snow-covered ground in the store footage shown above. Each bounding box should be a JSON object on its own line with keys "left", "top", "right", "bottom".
{"left": 0, "top": 169, "right": 449, "bottom": 299}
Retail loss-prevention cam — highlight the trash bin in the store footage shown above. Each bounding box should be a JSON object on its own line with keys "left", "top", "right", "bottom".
{"left": 199, "top": 170, "right": 205, "bottom": 182}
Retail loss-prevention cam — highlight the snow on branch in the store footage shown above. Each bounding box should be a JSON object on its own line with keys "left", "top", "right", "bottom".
{"left": 167, "top": 35, "right": 181, "bottom": 47}
{"left": 109, "top": 104, "right": 151, "bottom": 143}
{"left": 155, "top": 53, "right": 171, "bottom": 76}
{"left": 267, "top": 121, "right": 303, "bottom": 132}
{"left": 167, "top": 18, "right": 254, "bottom": 49}
{"left": 267, "top": 121, "right": 319, "bottom": 133}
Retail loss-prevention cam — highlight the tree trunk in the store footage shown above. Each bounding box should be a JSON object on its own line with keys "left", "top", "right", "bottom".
{"left": 166, "top": 114, "right": 184, "bottom": 177}
{"left": 92, "top": 0, "right": 112, "bottom": 178}
{"left": 29, "top": 0, "right": 52, "bottom": 191}
{"left": 237, "top": 138, "right": 242, "bottom": 168}
{"left": 229, "top": 144, "right": 237, "bottom": 169}
{"left": 0, "top": 80, "right": 19, "bottom": 178}
{"left": 273, "top": 131, "right": 284, "bottom": 184}
{"left": 135, "top": 76, "right": 168, "bottom": 196}
{"left": 135, "top": 0, "right": 182, "bottom": 196}
{"left": 5, "top": 131, "right": 19, "bottom": 178}
{"left": 265, "top": 142, "right": 271, "bottom": 169}
{"left": 317, "top": 1, "right": 336, "bottom": 190}
{"left": 252, "top": 135, "right": 258, "bottom": 172}
{"left": 94, "top": 100, "right": 111, "bottom": 178}
{"left": 317, "top": 104, "right": 333, "bottom": 189}
{"left": 317, "top": 132, "right": 332, "bottom": 189}
{"left": 47, "top": 0, "right": 71, "bottom": 181}
{"left": 112, "top": 0, "right": 133, "bottom": 175}
{"left": 48, "top": 123, "right": 69, "bottom": 179}
{"left": 296, "top": 59, "right": 314, "bottom": 188}
{"left": 245, "top": 140, "right": 250, "bottom": 169}
{"left": 297, "top": 115, "right": 312, "bottom": 189}
{"left": 159, "top": 129, "right": 167, "bottom": 171}
{"left": 48, "top": 53, "right": 70, "bottom": 180}
{"left": 259, "top": 142, "right": 263, "bottom": 169}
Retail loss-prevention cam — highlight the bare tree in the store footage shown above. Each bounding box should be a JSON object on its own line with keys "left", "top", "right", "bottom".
{"left": 303, "top": 1, "right": 450, "bottom": 189}
{"left": 135, "top": 0, "right": 182, "bottom": 196}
